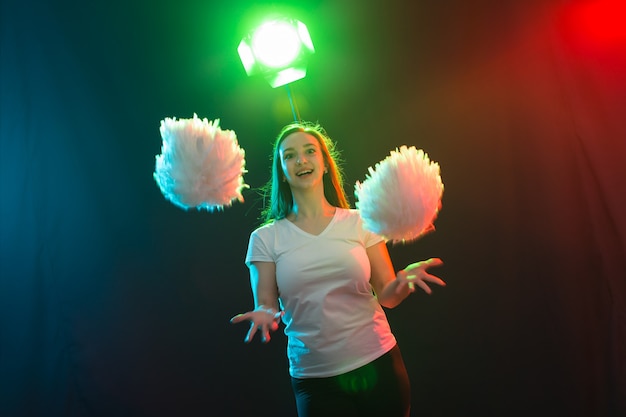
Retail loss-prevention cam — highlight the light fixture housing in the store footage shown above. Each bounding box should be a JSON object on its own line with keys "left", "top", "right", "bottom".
{"left": 238, "top": 17, "right": 315, "bottom": 88}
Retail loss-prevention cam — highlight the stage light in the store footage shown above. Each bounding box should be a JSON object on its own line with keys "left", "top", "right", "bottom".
{"left": 238, "top": 17, "right": 315, "bottom": 88}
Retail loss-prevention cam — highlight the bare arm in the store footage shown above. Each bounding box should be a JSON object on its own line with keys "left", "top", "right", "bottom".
{"left": 230, "top": 261, "right": 282, "bottom": 343}
{"left": 249, "top": 261, "right": 280, "bottom": 311}
{"left": 368, "top": 241, "right": 446, "bottom": 309}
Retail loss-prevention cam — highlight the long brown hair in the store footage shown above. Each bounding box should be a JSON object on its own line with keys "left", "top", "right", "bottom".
{"left": 261, "top": 122, "right": 349, "bottom": 223}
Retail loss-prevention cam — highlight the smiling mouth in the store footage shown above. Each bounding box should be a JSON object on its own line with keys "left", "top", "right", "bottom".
{"left": 296, "top": 170, "right": 313, "bottom": 176}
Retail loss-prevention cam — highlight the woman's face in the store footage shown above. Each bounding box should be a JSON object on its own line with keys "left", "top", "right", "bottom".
{"left": 279, "top": 132, "right": 326, "bottom": 190}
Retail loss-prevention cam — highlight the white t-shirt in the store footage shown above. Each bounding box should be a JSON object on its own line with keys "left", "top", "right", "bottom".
{"left": 245, "top": 208, "right": 397, "bottom": 378}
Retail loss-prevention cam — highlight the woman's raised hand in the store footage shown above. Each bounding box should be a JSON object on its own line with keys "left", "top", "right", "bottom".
{"left": 396, "top": 258, "right": 445, "bottom": 294}
{"left": 230, "top": 306, "right": 283, "bottom": 343}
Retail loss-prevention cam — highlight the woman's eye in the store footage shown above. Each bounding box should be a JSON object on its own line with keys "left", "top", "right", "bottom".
{"left": 306, "top": 148, "right": 316, "bottom": 154}
{"left": 283, "top": 154, "right": 293, "bottom": 160}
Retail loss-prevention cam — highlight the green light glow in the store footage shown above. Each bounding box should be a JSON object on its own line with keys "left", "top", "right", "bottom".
{"left": 237, "top": 42, "right": 255, "bottom": 74}
{"left": 297, "top": 21, "right": 314, "bottom": 52}
{"left": 251, "top": 21, "right": 302, "bottom": 69}
{"left": 269, "top": 67, "right": 307, "bottom": 88}
{"left": 237, "top": 17, "right": 314, "bottom": 88}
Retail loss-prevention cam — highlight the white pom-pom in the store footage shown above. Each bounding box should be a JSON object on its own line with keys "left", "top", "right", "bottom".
{"left": 154, "top": 114, "right": 248, "bottom": 211}
{"left": 355, "top": 145, "right": 443, "bottom": 243}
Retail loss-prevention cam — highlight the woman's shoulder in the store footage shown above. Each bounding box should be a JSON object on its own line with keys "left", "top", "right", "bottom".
{"left": 250, "top": 218, "right": 286, "bottom": 236}
{"left": 335, "top": 208, "right": 381, "bottom": 240}
{"left": 334, "top": 208, "right": 368, "bottom": 229}
{"left": 336, "top": 207, "right": 362, "bottom": 221}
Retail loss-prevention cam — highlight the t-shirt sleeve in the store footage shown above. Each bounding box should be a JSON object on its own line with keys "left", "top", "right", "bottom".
{"left": 363, "top": 228, "right": 384, "bottom": 248}
{"left": 245, "top": 227, "right": 275, "bottom": 266}
{"left": 354, "top": 210, "right": 384, "bottom": 248}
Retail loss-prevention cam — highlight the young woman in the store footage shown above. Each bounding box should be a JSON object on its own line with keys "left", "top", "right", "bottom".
{"left": 231, "top": 122, "right": 445, "bottom": 417}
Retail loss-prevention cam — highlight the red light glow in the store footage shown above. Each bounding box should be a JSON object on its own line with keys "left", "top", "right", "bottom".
{"left": 565, "top": 0, "right": 626, "bottom": 45}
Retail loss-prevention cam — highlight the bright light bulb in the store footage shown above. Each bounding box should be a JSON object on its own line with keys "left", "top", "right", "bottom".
{"left": 251, "top": 21, "right": 302, "bottom": 68}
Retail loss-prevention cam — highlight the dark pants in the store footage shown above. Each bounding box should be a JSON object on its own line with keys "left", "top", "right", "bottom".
{"left": 291, "top": 345, "right": 411, "bottom": 417}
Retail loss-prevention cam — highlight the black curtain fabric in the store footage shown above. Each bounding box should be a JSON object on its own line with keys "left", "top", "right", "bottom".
{"left": 1, "top": 1, "right": 624, "bottom": 416}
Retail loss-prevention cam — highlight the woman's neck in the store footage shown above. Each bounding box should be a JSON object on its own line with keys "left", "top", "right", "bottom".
{"left": 289, "top": 188, "right": 335, "bottom": 221}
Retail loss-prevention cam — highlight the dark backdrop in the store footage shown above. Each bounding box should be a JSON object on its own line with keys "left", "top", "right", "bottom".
{"left": 1, "top": 0, "right": 624, "bottom": 416}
